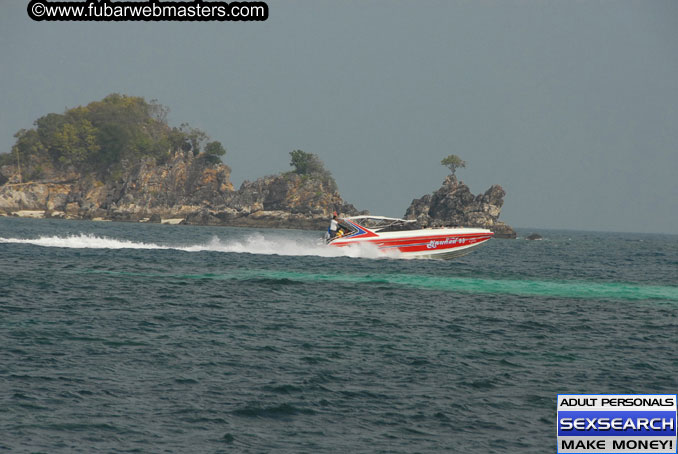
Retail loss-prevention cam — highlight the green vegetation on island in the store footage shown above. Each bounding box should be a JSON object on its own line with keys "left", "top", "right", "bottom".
{"left": 287, "top": 149, "right": 338, "bottom": 192}
{"left": 0, "top": 94, "right": 225, "bottom": 184}
{"left": 441, "top": 154, "right": 466, "bottom": 178}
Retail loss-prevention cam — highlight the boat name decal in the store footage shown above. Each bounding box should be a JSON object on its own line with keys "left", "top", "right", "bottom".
{"left": 427, "top": 237, "right": 470, "bottom": 249}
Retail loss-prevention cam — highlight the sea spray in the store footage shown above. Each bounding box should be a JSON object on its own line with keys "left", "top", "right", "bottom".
{"left": 0, "top": 233, "right": 400, "bottom": 259}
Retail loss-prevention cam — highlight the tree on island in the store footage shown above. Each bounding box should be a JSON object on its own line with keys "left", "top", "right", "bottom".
{"left": 289, "top": 149, "right": 337, "bottom": 192}
{"left": 204, "top": 141, "right": 226, "bottom": 164}
{"left": 289, "top": 150, "right": 324, "bottom": 175}
{"left": 441, "top": 154, "right": 466, "bottom": 180}
{"left": 0, "top": 94, "right": 225, "bottom": 184}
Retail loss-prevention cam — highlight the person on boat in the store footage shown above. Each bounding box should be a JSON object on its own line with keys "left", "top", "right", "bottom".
{"left": 328, "top": 212, "right": 339, "bottom": 238}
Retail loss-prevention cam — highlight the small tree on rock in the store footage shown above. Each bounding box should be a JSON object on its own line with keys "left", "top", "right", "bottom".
{"left": 205, "top": 141, "right": 226, "bottom": 157}
{"left": 441, "top": 154, "right": 466, "bottom": 179}
{"left": 289, "top": 149, "right": 337, "bottom": 192}
{"left": 203, "top": 141, "right": 226, "bottom": 164}
{"left": 290, "top": 150, "right": 326, "bottom": 175}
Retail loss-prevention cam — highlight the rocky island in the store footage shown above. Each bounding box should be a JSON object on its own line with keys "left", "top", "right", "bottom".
{"left": 0, "top": 94, "right": 513, "bottom": 236}
{"left": 405, "top": 175, "right": 516, "bottom": 238}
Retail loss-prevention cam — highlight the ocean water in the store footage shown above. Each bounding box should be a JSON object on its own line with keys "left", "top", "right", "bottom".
{"left": 1, "top": 217, "right": 676, "bottom": 453}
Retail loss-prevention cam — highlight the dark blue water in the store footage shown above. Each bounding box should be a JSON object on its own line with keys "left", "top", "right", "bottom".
{"left": 1, "top": 217, "right": 677, "bottom": 453}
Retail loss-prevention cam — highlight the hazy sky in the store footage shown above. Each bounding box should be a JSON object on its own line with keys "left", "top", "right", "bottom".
{"left": 1, "top": 1, "right": 677, "bottom": 233}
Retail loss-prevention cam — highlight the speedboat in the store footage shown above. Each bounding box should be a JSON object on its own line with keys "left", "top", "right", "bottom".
{"left": 327, "top": 216, "right": 493, "bottom": 259}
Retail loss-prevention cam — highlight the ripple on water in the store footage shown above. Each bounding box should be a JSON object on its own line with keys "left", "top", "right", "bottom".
{"left": 1, "top": 219, "right": 677, "bottom": 453}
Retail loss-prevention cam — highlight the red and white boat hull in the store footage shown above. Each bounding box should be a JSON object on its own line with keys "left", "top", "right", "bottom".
{"left": 328, "top": 217, "right": 493, "bottom": 259}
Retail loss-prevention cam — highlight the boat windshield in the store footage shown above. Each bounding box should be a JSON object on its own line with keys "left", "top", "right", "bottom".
{"left": 346, "top": 216, "right": 418, "bottom": 232}
{"left": 334, "top": 219, "right": 358, "bottom": 237}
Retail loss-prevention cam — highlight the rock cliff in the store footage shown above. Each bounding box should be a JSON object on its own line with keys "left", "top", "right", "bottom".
{"left": 1, "top": 150, "right": 232, "bottom": 220}
{"left": 1, "top": 158, "right": 513, "bottom": 234}
{"left": 183, "top": 172, "right": 360, "bottom": 229}
{"left": 404, "top": 175, "right": 516, "bottom": 238}
{"left": 0, "top": 150, "right": 359, "bottom": 229}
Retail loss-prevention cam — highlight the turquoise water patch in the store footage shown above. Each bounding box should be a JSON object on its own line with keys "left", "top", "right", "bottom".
{"left": 86, "top": 269, "right": 678, "bottom": 302}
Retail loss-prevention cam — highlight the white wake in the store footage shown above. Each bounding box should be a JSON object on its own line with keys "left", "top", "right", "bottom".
{"left": 0, "top": 234, "right": 169, "bottom": 250}
{"left": 0, "top": 233, "right": 402, "bottom": 259}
